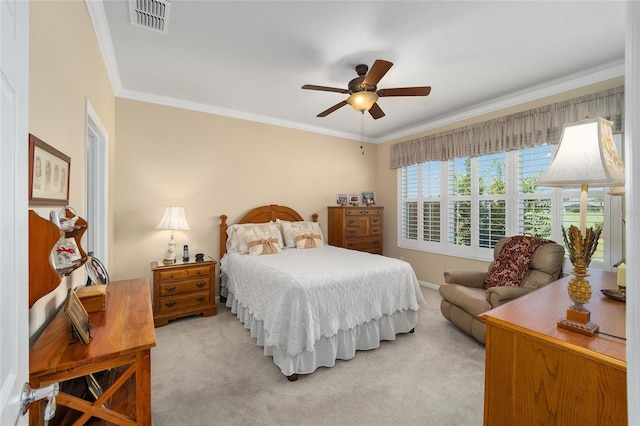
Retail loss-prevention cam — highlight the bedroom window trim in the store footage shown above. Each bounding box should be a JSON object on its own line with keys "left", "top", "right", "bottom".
{"left": 395, "top": 86, "right": 625, "bottom": 269}
{"left": 397, "top": 137, "right": 624, "bottom": 270}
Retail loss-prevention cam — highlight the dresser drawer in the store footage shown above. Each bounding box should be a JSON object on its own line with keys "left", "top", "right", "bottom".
{"left": 365, "top": 209, "right": 383, "bottom": 216}
{"left": 345, "top": 237, "right": 381, "bottom": 251}
{"left": 345, "top": 209, "right": 365, "bottom": 216}
{"left": 157, "top": 269, "right": 189, "bottom": 283}
{"left": 159, "top": 278, "right": 210, "bottom": 296}
{"left": 158, "top": 291, "right": 211, "bottom": 314}
{"left": 346, "top": 217, "right": 360, "bottom": 226}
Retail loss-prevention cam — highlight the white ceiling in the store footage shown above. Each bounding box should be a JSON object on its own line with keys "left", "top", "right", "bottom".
{"left": 95, "top": 1, "right": 626, "bottom": 143}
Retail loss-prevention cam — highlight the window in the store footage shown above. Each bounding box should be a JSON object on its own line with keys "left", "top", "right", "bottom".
{"left": 398, "top": 140, "right": 623, "bottom": 269}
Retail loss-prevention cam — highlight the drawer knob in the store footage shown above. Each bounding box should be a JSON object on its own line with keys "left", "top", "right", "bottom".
{"left": 164, "top": 301, "right": 176, "bottom": 307}
{"left": 196, "top": 297, "right": 206, "bottom": 302}
{"left": 166, "top": 286, "right": 176, "bottom": 292}
{"left": 196, "top": 282, "right": 206, "bottom": 288}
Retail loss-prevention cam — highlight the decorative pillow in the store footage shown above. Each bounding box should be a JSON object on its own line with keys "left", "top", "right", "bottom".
{"left": 248, "top": 236, "right": 282, "bottom": 255}
{"left": 228, "top": 222, "right": 283, "bottom": 254}
{"left": 484, "top": 236, "right": 553, "bottom": 288}
{"left": 293, "top": 231, "right": 324, "bottom": 249}
{"left": 278, "top": 219, "right": 324, "bottom": 248}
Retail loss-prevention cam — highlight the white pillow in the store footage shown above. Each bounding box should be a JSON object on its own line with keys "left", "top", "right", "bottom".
{"left": 248, "top": 236, "right": 282, "bottom": 255}
{"left": 228, "top": 222, "right": 283, "bottom": 254}
{"left": 277, "top": 219, "right": 324, "bottom": 248}
{"left": 293, "top": 230, "right": 324, "bottom": 249}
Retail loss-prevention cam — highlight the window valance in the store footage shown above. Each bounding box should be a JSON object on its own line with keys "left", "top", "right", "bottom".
{"left": 389, "top": 86, "right": 624, "bottom": 168}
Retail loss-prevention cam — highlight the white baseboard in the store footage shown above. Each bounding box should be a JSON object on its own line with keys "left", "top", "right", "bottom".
{"left": 418, "top": 280, "right": 439, "bottom": 290}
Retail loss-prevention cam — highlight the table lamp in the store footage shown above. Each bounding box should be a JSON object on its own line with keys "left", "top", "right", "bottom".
{"left": 156, "top": 205, "right": 190, "bottom": 264}
{"left": 535, "top": 117, "right": 625, "bottom": 335}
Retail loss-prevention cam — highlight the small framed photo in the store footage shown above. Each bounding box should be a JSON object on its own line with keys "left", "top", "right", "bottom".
{"left": 86, "top": 256, "right": 110, "bottom": 286}
{"left": 361, "top": 192, "right": 376, "bottom": 206}
{"left": 336, "top": 194, "right": 348, "bottom": 206}
{"left": 349, "top": 193, "right": 360, "bottom": 206}
{"left": 64, "top": 288, "right": 91, "bottom": 344}
{"left": 29, "top": 134, "right": 71, "bottom": 206}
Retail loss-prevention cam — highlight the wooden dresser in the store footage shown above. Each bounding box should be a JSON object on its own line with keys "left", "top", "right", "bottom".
{"left": 479, "top": 269, "right": 626, "bottom": 426}
{"left": 151, "top": 257, "right": 216, "bottom": 327}
{"left": 29, "top": 278, "right": 156, "bottom": 425}
{"left": 327, "top": 206, "right": 383, "bottom": 254}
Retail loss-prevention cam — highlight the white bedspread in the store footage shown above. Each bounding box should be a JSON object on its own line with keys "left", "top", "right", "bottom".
{"left": 220, "top": 245, "right": 424, "bottom": 357}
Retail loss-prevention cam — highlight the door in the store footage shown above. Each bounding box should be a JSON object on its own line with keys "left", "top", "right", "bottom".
{"left": 0, "top": 0, "right": 29, "bottom": 424}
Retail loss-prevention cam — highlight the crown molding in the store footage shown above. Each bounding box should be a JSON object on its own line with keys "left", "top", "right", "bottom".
{"left": 85, "top": 0, "right": 123, "bottom": 94}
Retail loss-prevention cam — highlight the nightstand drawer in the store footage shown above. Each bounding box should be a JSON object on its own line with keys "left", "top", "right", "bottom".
{"left": 157, "top": 269, "right": 189, "bottom": 282}
{"left": 187, "top": 265, "right": 211, "bottom": 277}
{"left": 158, "top": 291, "right": 211, "bottom": 314}
{"left": 159, "top": 278, "right": 210, "bottom": 296}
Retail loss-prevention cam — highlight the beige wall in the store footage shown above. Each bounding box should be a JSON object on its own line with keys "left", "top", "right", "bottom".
{"left": 113, "top": 98, "right": 378, "bottom": 287}
{"left": 25, "top": 0, "right": 624, "bottom": 334}
{"left": 377, "top": 77, "right": 625, "bottom": 285}
{"left": 28, "top": 0, "right": 115, "bottom": 334}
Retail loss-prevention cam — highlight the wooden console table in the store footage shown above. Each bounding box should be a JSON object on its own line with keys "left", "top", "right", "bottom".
{"left": 479, "top": 269, "right": 626, "bottom": 425}
{"left": 29, "top": 278, "right": 156, "bottom": 425}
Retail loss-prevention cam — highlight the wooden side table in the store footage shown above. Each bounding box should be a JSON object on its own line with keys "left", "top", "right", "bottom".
{"left": 29, "top": 278, "right": 156, "bottom": 425}
{"left": 479, "top": 269, "right": 626, "bottom": 425}
{"left": 151, "top": 257, "right": 217, "bottom": 327}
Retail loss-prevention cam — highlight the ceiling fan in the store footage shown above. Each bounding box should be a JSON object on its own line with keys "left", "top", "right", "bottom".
{"left": 302, "top": 59, "right": 431, "bottom": 119}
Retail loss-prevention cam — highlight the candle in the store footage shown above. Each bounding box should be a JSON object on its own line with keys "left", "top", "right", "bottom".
{"left": 617, "top": 263, "right": 626, "bottom": 288}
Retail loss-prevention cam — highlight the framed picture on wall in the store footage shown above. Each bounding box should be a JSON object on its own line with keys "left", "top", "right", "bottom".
{"left": 29, "top": 134, "right": 70, "bottom": 206}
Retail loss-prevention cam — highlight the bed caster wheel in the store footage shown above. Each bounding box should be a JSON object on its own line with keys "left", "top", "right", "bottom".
{"left": 409, "top": 328, "right": 415, "bottom": 333}
{"left": 287, "top": 373, "right": 298, "bottom": 382}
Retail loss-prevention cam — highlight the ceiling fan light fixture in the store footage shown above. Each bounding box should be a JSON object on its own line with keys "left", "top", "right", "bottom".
{"left": 347, "top": 91, "right": 378, "bottom": 112}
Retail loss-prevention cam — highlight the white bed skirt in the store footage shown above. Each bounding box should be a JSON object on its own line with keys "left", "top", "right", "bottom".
{"left": 226, "top": 289, "right": 418, "bottom": 376}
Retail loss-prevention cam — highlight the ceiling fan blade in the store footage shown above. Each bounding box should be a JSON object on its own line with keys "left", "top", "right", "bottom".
{"left": 377, "top": 86, "right": 432, "bottom": 97}
{"left": 368, "top": 103, "right": 385, "bottom": 119}
{"left": 363, "top": 60, "right": 393, "bottom": 86}
{"left": 317, "top": 100, "right": 348, "bottom": 117}
{"left": 302, "top": 84, "right": 349, "bottom": 94}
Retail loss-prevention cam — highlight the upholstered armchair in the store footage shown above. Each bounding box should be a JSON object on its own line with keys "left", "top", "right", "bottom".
{"left": 439, "top": 236, "right": 565, "bottom": 344}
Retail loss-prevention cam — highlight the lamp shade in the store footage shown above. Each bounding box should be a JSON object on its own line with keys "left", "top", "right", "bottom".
{"left": 156, "top": 206, "right": 190, "bottom": 231}
{"left": 535, "top": 117, "right": 625, "bottom": 188}
{"left": 347, "top": 91, "right": 379, "bottom": 112}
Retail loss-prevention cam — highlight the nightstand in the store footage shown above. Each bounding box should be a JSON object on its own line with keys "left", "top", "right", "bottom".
{"left": 151, "top": 256, "right": 217, "bottom": 327}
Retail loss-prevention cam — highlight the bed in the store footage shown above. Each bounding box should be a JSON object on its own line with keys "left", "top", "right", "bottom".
{"left": 219, "top": 204, "right": 424, "bottom": 381}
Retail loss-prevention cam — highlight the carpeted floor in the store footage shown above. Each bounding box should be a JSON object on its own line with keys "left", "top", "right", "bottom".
{"left": 151, "top": 286, "right": 485, "bottom": 426}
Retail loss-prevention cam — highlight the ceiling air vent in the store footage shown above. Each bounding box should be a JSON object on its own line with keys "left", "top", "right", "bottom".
{"left": 129, "top": 0, "right": 171, "bottom": 34}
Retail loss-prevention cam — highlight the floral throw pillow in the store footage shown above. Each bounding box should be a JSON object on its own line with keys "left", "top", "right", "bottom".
{"left": 484, "top": 236, "right": 553, "bottom": 288}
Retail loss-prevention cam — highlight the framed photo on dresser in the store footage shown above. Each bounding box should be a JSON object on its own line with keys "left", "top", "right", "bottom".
{"left": 63, "top": 288, "right": 91, "bottom": 344}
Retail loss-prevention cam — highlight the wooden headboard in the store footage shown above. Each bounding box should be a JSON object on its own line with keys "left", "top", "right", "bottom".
{"left": 219, "top": 204, "right": 318, "bottom": 257}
